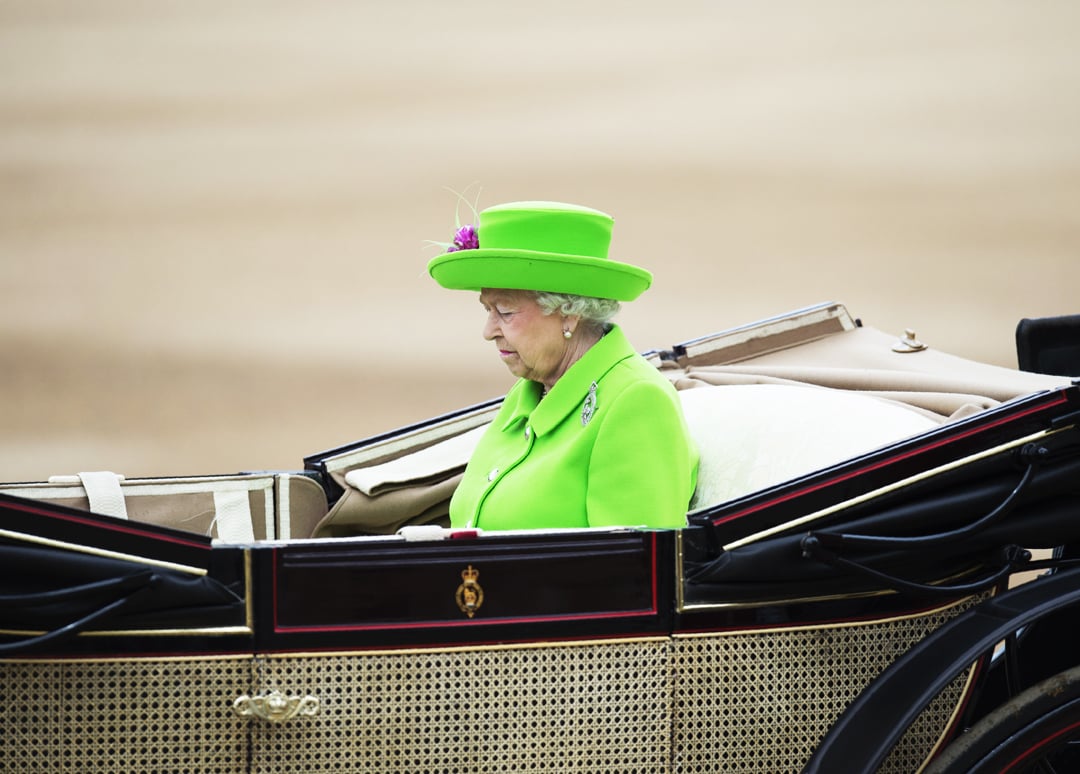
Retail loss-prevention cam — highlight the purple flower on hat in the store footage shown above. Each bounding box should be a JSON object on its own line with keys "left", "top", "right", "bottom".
{"left": 447, "top": 224, "right": 479, "bottom": 252}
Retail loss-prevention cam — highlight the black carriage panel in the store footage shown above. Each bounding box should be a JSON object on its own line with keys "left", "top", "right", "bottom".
{"left": 683, "top": 385, "right": 1080, "bottom": 607}
{"left": 254, "top": 529, "right": 674, "bottom": 651}
{"left": 0, "top": 494, "right": 251, "bottom": 657}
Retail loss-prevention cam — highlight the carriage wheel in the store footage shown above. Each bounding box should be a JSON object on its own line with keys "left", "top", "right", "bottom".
{"left": 925, "top": 664, "right": 1080, "bottom": 773}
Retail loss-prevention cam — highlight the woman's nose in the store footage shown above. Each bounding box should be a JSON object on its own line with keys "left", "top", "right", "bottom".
{"left": 482, "top": 312, "right": 498, "bottom": 341}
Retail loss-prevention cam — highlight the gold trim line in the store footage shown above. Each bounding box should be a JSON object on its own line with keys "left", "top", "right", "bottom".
{"left": 723, "top": 427, "right": 1061, "bottom": 551}
{"left": 0, "top": 527, "right": 208, "bottom": 576}
{"left": 673, "top": 593, "right": 987, "bottom": 639}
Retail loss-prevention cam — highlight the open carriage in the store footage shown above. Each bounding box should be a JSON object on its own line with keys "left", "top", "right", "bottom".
{"left": 2, "top": 302, "right": 1079, "bottom": 773}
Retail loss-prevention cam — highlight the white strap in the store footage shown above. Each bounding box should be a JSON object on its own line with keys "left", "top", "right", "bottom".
{"left": 398, "top": 525, "right": 451, "bottom": 542}
{"left": 276, "top": 474, "right": 291, "bottom": 540}
{"left": 212, "top": 490, "right": 255, "bottom": 543}
{"left": 77, "top": 471, "right": 128, "bottom": 520}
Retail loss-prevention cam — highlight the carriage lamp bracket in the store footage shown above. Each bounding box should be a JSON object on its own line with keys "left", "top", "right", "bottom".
{"left": 1019, "top": 441, "right": 1051, "bottom": 463}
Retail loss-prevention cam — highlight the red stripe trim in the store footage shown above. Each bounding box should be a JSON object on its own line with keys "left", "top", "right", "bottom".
{"left": 1003, "top": 717, "right": 1080, "bottom": 770}
{"left": 274, "top": 607, "right": 658, "bottom": 634}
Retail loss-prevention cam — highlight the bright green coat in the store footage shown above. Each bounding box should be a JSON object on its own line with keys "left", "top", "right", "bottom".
{"left": 449, "top": 325, "right": 698, "bottom": 530}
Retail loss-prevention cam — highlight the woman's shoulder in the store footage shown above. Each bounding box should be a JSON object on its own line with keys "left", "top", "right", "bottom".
{"left": 604, "top": 352, "right": 680, "bottom": 400}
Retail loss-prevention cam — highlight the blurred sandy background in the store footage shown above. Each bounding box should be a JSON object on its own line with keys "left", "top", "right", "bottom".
{"left": 1, "top": 0, "right": 1078, "bottom": 482}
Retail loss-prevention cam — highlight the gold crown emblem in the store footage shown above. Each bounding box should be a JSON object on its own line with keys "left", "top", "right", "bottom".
{"left": 455, "top": 565, "right": 484, "bottom": 618}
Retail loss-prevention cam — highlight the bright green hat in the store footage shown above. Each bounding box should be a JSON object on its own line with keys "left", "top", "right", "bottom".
{"left": 427, "top": 201, "right": 652, "bottom": 301}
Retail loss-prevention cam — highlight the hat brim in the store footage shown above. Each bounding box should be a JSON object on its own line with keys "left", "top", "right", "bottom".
{"left": 428, "top": 249, "right": 652, "bottom": 302}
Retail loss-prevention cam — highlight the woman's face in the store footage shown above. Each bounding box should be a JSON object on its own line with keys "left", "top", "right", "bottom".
{"left": 479, "top": 289, "right": 572, "bottom": 389}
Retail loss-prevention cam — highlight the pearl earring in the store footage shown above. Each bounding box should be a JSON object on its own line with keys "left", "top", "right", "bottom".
{"left": 563, "top": 329, "right": 572, "bottom": 339}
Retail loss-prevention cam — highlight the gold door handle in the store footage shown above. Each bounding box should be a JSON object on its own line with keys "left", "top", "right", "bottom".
{"left": 232, "top": 690, "right": 320, "bottom": 724}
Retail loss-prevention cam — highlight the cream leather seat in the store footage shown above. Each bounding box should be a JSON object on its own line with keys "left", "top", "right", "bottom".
{"left": 680, "top": 384, "right": 940, "bottom": 511}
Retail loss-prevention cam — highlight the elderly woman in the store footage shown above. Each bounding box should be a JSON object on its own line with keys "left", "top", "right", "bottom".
{"left": 428, "top": 200, "right": 698, "bottom": 530}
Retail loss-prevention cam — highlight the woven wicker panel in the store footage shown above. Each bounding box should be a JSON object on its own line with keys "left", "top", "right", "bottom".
{"left": 0, "top": 657, "right": 252, "bottom": 773}
{"left": 0, "top": 601, "right": 981, "bottom": 773}
{"left": 672, "top": 599, "right": 981, "bottom": 774}
{"left": 251, "top": 640, "right": 672, "bottom": 774}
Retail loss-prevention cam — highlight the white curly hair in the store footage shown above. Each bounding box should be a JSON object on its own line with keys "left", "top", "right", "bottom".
{"left": 532, "top": 292, "right": 621, "bottom": 335}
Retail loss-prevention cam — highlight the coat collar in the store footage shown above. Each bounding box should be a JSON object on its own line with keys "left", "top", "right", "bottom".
{"left": 499, "top": 324, "right": 637, "bottom": 435}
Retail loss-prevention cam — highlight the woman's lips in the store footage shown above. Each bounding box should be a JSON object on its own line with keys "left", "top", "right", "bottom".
{"left": 498, "top": 349, "right": 515, "bottom": 359}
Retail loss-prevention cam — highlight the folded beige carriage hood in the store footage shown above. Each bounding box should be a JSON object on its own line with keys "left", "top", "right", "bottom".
{"left": 659, "top": 302, "right": 1070, "bottom": 422}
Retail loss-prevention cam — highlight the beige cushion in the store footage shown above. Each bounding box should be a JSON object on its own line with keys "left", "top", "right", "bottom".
{"left": 680, "top": 384, "right": 940, "bottom": 510}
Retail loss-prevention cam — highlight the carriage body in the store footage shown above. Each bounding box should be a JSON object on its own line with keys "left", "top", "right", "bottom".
{"left": 2, "top": 302, "right": 1078, "bottom": 773}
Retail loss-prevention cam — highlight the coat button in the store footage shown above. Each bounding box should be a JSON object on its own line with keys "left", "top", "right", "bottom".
{"left": 525, "top": 426, "right": 532, "bottom": 439}
{"left": 487, "top": 468, "right": 499, "bottom": 481}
